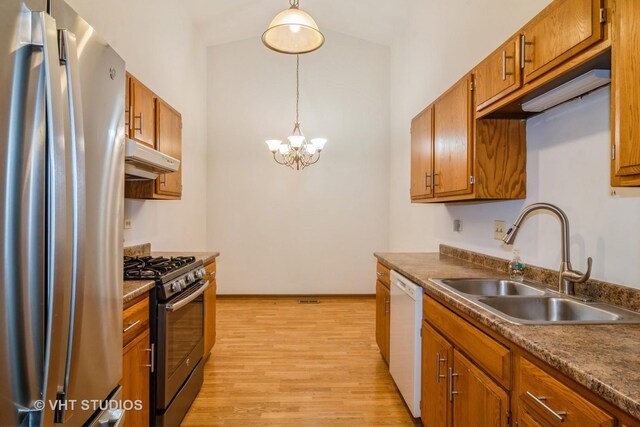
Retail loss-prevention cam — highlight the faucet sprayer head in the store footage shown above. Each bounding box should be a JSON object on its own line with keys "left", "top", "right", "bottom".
{"left": 502, "top": 226, "right": 518, "bottom": 245}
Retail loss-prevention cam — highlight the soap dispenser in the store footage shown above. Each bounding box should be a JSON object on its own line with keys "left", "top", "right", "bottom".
{"left": 509, "top": 249, "right": 525, "bottom": 282}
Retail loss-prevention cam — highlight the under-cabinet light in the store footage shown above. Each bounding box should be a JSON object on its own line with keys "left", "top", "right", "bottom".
{"left": 521, "top": 69, "right": 611, "bottom": 112}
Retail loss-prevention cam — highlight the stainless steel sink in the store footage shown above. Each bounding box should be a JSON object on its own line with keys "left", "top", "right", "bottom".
{"left": 439, "top": 278, "right": 546, "bottom": 296}
{"left": 430, "top": 278, "right": 640, "bottom": 325}
{"left": 478, "top": 296, "right": 622, "bottom": 323}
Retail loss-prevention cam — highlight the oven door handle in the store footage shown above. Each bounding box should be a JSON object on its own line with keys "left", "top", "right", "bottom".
{"left": 165, "top": 280, "right": 210, "bottom": 312}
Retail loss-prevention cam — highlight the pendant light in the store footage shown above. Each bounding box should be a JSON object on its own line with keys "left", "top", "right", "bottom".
{"left": 262, "top": 0, "right": 325, "bottom": 54}
{"left": 264, "top": 55, "right": 327, "bottom": 170}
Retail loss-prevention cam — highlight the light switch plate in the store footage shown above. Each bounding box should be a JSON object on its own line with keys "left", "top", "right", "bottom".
{"left": 494, "top": 220, "right": 505, "bottom": 240}
{"left": 124, "top": 218, "right": 132, "bottom": 229}
{"left": 453, "top": 219, "right": 463, "bottom": 232}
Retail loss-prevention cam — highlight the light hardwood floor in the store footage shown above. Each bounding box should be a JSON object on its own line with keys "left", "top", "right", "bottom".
{"left": 181, "top": 297, "right": 417, "bottom": 426}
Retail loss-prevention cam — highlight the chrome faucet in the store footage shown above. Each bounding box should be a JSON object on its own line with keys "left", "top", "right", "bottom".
{"left": 502, "top": 203, "right": 592, "bottom": 295}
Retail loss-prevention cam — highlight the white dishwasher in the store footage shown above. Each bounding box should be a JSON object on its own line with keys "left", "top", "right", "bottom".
{"left": 389, "top": 270, "right": 423, "bottom": 418}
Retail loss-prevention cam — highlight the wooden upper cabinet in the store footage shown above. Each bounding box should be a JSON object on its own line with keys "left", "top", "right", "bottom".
{"left": 452, "top": 350, "right": 509, "bottom": 427}
{"left": 434, "top": 75, "right": 474, "bottom": 197}
{"left": 521, "top": 0, "right": 604, "bottom": 84}
{"left": 475, "top": 35, "right": 522, "bottom": 111}
{"left": 155, "top": 99, "right": 182, "bottom": 197}
{"left": 410, "top": 105, "right": 434, "bottom": 200}
{"left": 611, "top": 0, "right": 640, "bottom": 186}
{"left": 129, "top": 75, "right": 156, "bottom": 147}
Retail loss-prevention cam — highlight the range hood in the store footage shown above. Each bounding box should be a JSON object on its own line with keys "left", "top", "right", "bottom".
{"left": 124, "top": 138, "right": 180, "bottom": 180}
{"left": 522, "top": 69, "right": 611, "bottom": 113}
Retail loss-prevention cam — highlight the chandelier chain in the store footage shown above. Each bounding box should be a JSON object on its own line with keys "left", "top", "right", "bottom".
{"left": 289, "top": 0, "right": 299, "bottom": 8}
{"left": 295, "top": 54, "right": 300, "bottom": 124}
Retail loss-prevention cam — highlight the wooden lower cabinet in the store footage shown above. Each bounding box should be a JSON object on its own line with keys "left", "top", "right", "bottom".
{"left": 122, "top": 297, "right": 152, "bottom": 427}
{"left": 452, "top": 350, "right": 509, "bottom": 427}
{"left": 375, "top": 280, "right": 390, "bottom": 363}
{"left": 203, "top": 259, "right": 217, "bottom": 358}
{"left": 421, "top": 321, "right": 452, "bottom": 427}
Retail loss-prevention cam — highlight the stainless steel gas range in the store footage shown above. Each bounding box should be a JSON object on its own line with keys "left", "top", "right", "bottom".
{"left": 124, "top": 256, "right": 209, "bottom": 426}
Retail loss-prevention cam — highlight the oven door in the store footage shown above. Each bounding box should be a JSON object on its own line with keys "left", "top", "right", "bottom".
{"left": 156, "top": 280, "right": 209, "bottom": 409}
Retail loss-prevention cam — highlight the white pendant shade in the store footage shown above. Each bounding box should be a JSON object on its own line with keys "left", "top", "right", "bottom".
{"left": 262, "top": 6, "right": 324, "bottom": 54}
{"left": 310, "top": 138, "right": 327, "bottom": 151}
{"left": 287, "top": 135, "right": 306, "bottom": 148}
{"left": 265, "top": 139, "right": 282, "bottom": 152}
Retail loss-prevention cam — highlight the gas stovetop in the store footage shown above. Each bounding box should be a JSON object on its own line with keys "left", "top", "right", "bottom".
{"left": 124, "top": 255, "right": 206, "bottom": 300}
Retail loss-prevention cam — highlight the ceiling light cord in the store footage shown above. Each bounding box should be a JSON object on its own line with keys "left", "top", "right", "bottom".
{"left": 295, "top": 54, "right": 300, "bottom": 125}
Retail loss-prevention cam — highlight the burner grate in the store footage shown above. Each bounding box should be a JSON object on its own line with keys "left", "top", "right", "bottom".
{"left": 123, "top": 256, "right": 197, "bottom": 280}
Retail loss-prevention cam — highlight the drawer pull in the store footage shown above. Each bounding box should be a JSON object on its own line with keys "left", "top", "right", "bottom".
{"left": 448, "top": 367, "right": 459, "bottom": 401}
{"left": 123, "top": 319, "right": 141, "bottom": 333}
{"left": 144, "top": 343, "right": 155, "bottom": 373}
{"left": 526, "top": 391, "right": 567, "bottom": 422}
{"left": 376, "top": 272, "right": 383, "bottom": 277}
{"left": 435, "top": 353, "right": 446, "bottom": 383}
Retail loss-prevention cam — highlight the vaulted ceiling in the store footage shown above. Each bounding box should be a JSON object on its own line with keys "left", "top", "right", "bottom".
{"left": 182, "top": 0, "right": 410, "bottom": 47}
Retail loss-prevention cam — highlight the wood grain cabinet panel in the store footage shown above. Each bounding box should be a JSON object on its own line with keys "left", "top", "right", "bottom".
{"left": 411, "top": 105, "right": 434, "bottom": 200}
{"left": 475, "top": 35, "right": 522, "bottom": 111}
{"left": 421, "top": 321, "right": 452, "bottom": 427}
{"left": 611, "top": 0, "right": 640, "bottom": 185}
{"left": 130, "top": 75, "right": 156, "bottom": 147}
{"left": 516, "top": 357, "right": 614, "bottom": 427}
{"left": 452, "top": 350, "right": 509, "bottom": 427}
{"left": 155, "top": 99, "right": 182, "bottom": 197}
{"left": 434, "top": 75, "right": 474, "bottom": 198}
{"left": 376, "top": 262, "right": 391, "bottom": 287}
{"left": 122, "top": 330, "right": 151, "bottom": 427}
{"left": 375, "top": 280, "right": 390, "bottom": 364}
{"left": 203, "top": 260, "right": 217, "bottom": 358}
{"left": 521, "top": 0, "right": 604, "bottom": 83}
{"left": 122, "top": 296, "right": 149, "bottom": 347}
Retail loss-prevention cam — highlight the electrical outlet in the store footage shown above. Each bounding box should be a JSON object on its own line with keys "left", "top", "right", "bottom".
{"left": 453, "top": 219, "right": 463, "bottom": 232}
{"left": 124, "top": 218, "right": 132, "bottom": 229}
{"left": 494, "top": 220, "right": 505, "bottom": 240}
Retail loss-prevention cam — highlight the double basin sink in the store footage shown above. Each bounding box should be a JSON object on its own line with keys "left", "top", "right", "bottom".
{"left": 430, "top": 278, "right": 640, "bottom": 325}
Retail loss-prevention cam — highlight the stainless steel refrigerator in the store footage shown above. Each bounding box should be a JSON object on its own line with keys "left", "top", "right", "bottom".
{"left": 0, "top": 0, "right": 125, "bottom": 425}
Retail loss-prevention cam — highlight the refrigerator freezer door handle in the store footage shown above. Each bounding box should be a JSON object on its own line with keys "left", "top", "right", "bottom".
{"left": 35, "top": 11, "right": 74, "bottom": 425}
{"left": 57, "top": 28, "right": 87, "bottom": 406}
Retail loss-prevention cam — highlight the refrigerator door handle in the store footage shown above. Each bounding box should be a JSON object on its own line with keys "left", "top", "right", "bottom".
{"left": 57, "top": 28, "right": 87, "bottom": 410}
{"left": 34, "top": 11, "right": 74, "bottom": 425}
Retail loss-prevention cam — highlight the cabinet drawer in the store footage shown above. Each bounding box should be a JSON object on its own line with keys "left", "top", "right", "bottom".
{"left": 123, "top": 297, "right": 149, "bottom": 347}
{"left": 423, "top": 295, "right": 511, "bottom": 388}
{"left": 376, "top": 262, "right": 390, "bottom": 288}
{"left": 204, "top": 260, "right": 216, "bottom": 283}
{"left": 517, "top": 357, "right": 614, "bottom": 427}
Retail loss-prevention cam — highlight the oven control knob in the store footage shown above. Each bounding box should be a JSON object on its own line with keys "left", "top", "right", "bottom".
{"left": 186, "top": 273, "right": 195, "bottom": 283}
{"left": 170, "top": 282, "right": 181, "bottom": 292}
{"left": 179, "top": 278, "right": 187, "bottom": 289}
{"left": 195, "top": 268, "right": 205, "bottom": 279}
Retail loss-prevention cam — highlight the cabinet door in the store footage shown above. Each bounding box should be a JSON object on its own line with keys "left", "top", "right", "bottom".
{"left": 421, "top": 321, "right": 452, "bottom": 427}
{"left": 122, "top": 330, "right": 151, "bottom": 427}
{"left": 203, "top": 261, "right": 217, "bottom": 358}
{"left": 522, "top": 0, "right": 603, "bottom": 83}
{"left": 517, "top": 402, "right": 548, "bottom": 427}
{"left": 475, "top": 35, "right": 521, "bottom": 111}
{"left": 611, "top": 0, "right": 640, "bottom": 185}
{"left": 155, "top": 99, "right": 182, "bottom": 197}
{"left": 452, "top": 350, "right": 509, "bottom": 427}
{"left": 411, "top": 105, "right": 434, "bottom": 200}
{"left": 375, "top": 280, "right": 390, "bottom": 364}
{"left": 434, "top": 75, "right": 474, "bottom": 197}
{"left": 131, "top": 77, "right": 156, "bottom": 147}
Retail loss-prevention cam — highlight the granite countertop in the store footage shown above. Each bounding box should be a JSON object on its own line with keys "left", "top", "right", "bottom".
{"left": 374, "top": 252, "right": 640, "bottom": 421}
{"left": 123, "top": 279, "right": 155, "bottom": 305}
{"left": 152, "top": 251, "right": 220, "bottom": 266}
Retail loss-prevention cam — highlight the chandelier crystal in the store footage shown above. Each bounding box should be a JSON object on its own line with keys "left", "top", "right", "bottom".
{"left": 264, "top": 55, "right": 327, "bottom": 170}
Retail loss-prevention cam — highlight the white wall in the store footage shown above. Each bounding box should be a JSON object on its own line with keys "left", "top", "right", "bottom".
{"left": 206, "top": 31, "right": 390, "bottom": 294}
{"left": 66, "top": 0, "right": 209, "bottom": 251}
{"left": 389, "top": 0, "right": 640, "bottom": 289}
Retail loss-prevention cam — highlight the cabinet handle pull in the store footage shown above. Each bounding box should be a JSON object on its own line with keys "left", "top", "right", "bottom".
{"left": 134, "top": 111, "right": 143, "bottom": 133}
{"left": 448, "top": 367, "right": 459, "bottom": 401}
{"left": 160, "top": 174, "right": 166, "bottom": 185}
{"left": 435, "top": 353, "right": 447, "bottom": 383}
{"left": 525, "top": 392, "right": 567, "bottom": 422}
{"left": 425, "top": 172, "right": 432, "bottom": 190}
{"left": 384, "top": 298, "right": 390, "bottom": 315}
{"left": 144, "top": 343, "right": 155, "bottom": 373}
{"left": 433, "top": 172, "right": 439, "bottom": 187}
{"left": 376, "top": 272, "right": 383, "bottom": 277}
{"left": 502, "top": 50, "right": 507, "bottom": 81}
{"left": 123, "top": 319, "right": 141, "bottom": 333}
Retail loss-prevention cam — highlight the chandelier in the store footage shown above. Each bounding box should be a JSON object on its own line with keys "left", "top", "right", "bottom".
{"left": 262, "top": 0, "right": 325, "bottom": 55}
{"left": 264, "top": 55, "right": 327, "bottom": 170}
